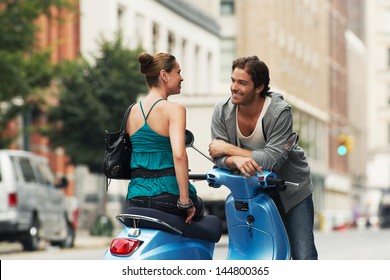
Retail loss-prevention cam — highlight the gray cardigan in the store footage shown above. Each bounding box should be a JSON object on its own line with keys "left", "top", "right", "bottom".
{"left": 210, "top": 92, "right": 314, "bottom": 213}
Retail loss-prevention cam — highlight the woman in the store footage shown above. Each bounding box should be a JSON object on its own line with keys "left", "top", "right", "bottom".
{"left": 126, "top": 52, "right": 204, "bottom": 224}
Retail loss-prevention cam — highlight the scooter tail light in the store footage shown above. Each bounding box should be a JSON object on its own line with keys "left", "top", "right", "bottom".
{"left": 109, "top": 238, "right": 142, "bottom": 256}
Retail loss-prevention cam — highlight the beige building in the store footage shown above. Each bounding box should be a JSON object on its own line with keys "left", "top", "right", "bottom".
{"left": 364, "top": 0, "right": 390, "bottom": 224}
{"left": 231, "top": 0, "right": 330, "bottom": 229}
{"left": 207, "top": 0, "right": 367, "bottom": 230}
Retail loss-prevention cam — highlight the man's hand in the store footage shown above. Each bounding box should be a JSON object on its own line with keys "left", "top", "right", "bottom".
{"left": 208, "top": 139, "right": 230, "bottom": 158}
{"left": 227, "top": 156, "right": 263, "bottom": 178}
{"left": 209, "top": 139, "right": 253, "bottom": 159}
{"left": 209, "top": 139, "right": 262, "bottom": 177}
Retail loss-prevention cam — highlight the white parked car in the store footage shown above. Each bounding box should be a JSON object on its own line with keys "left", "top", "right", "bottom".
{"left": 0, "top": 149, "right": 77, "bottom": 251}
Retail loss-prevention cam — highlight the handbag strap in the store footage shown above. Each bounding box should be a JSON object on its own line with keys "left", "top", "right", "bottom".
{"left": 120, "top": 103, "right": 136, "bottom": 132}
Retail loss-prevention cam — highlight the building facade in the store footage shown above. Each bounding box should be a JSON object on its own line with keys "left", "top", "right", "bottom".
{"left": 80, "top": 0, "right": 220, "bottom": 96}
{"left": 364, "top": 0, "right": 390, "bottom": 222}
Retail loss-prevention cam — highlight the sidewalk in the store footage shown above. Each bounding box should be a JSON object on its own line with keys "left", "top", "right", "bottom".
{"left": 74, "top": 230, "right": 112, "bottom": 249}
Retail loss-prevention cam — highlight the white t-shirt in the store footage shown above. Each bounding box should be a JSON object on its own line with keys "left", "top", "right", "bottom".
{"left": 236, "top": 96, "right": 271, "bottom": 150}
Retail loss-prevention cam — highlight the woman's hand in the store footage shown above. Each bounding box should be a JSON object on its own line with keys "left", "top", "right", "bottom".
{"left": 185, "top": 207, "right": 196, "bottom": 224}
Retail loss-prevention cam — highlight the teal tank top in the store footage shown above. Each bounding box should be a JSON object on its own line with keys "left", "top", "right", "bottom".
{"left": 127, "top": 99, "right": 197, "bottom": 199}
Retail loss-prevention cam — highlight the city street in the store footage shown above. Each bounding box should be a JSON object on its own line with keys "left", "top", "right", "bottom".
{"left": 314, "top": 228, "right": 390, "bottom": 260}
{"left": 1, "top": 228, "right": 390, "bottom": 260}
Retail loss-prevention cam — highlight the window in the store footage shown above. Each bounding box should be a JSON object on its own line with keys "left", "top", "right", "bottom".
{"left": 152, "top": 23, "right": 160, "bottom": 54}
{"left": 18, "top": 157, "right": 37, "bottom": 183}
{"left": 168, "top": 31, "right": 175, "bottom": 54}
{"left": 220, "top": 38, "right": 236, "bottom": 82}
{"left": 117, "top": 5, "right": 126, "bottom": 32}
{"left": 207, "top": 52, "right": 213, "bottom": 92}
{"left": 135, "top": 14, "right": 144, "bottom": 48}
{"left": 181, "top": 39, "right": 187, "bottom": 71}
{"left": 221, "top": 0, "right": 235, "bottom": 15}
{"left": 37, "top": 161, "right": 54, "bottom": 186}
{"left": 85, "top": 193, "right": 99, "bottom": 203}
{"left": 31, "top": 160, "right": 45, "bottom": 185}
{"left": 388, "top": 48, "right": 390, "bottom": 68}
{"left": 388, "top": 123, "right": 390, "bottom": 144}
{"left": 388, "top": 86, "right": 390, "bottom": 105}
{"left": 10, "top": 157, "right": 21, "bottom": 182}
{"left": 384, "top": 11, "right": 390, "bottom": 33}
{"left": 194, "top": 45, "right": 200, "bottom": 93}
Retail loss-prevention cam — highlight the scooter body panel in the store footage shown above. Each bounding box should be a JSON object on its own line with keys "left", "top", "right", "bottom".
{"left": 225, "top": 193, "right": 291, "bottom": 260}
{"left": 103, "top": 226, "right": 215, "bottom": 260}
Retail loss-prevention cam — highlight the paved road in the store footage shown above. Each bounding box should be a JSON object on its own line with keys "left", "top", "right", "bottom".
{"left": 2, "top": 229, "right": 389, "bottom": 280}
{"left": 1, "top": 228, "right": 390, "bottom": 260}
{"left": 214, "top": 228, "right": 390, "bottom": 260}
{"left": 314, "top": 228, "right": 390, "bottom": 260}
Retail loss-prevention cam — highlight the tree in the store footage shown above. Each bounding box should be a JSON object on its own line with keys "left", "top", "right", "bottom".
{"left": 0, "top": 0, "right": 72, "bottom": 148}
{"left": 46, "top": 35, "right": 146, "bottom": 173}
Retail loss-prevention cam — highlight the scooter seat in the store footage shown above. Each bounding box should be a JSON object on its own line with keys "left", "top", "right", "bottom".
{"left": 123, "top": 207, "right": 223, "bottom": 243}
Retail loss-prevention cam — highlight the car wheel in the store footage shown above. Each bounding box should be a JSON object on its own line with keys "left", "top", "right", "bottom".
{"left": 21, "top": 217, "right": 40, "bottom": 251}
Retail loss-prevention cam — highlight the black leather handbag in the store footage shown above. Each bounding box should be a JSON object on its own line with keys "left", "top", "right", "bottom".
{"left": 102, "top": 103, "right": 135, "bottom": 187}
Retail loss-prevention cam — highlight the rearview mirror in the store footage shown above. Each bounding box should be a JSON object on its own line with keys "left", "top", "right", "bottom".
{"left": 185, "top": 129, "right": 194, "bottom": 148}
{"left": 185, "top": 129, "right": 213, "bottom": 162}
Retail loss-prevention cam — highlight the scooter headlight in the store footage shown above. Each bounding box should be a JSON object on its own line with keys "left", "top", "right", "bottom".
{"left": 109, "top": 238, "right": 142, "bottom": 257}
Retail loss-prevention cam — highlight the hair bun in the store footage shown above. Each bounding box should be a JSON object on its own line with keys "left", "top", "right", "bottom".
{"left": 138, "top": 52, "right": 153, "bottom": 74}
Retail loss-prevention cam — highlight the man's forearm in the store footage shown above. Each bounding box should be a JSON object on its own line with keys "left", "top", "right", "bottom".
{"left": 224, "top": 156, "right": 237, "bottom": 170}
{"left": 225, "top": 143, "right": 252, "bottom": 158}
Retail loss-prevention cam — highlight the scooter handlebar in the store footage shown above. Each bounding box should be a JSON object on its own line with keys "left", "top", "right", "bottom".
{"left": 189, "top": 174, "right": 207, "bottom": 180}
{"left": 266, "top": 177, "right": 285, "bottom": 186}
{"left": 264, "top": 176, "right": 299, "bottom": 189}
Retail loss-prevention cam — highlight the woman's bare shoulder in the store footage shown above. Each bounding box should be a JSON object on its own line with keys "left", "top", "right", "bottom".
{"left": 165, "top": 100, "right": 185, "bottom": 111}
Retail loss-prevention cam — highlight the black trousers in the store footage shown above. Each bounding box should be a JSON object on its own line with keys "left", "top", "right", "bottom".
{"left": 127, "top": 192, "right": 205, "bottom": 221}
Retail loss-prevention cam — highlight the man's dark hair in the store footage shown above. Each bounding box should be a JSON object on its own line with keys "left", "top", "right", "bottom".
{"left": 232, "top": 56, "right": 270, "bottom": 96}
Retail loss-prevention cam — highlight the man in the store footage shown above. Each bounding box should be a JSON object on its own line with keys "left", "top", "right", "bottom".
{"left": 208, "top": 55, "right": 318, "bottom": 260}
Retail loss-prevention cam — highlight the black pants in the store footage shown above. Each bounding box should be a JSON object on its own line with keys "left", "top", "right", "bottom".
{"left": 127, "top": 192, "right": 205, "bottom": 221}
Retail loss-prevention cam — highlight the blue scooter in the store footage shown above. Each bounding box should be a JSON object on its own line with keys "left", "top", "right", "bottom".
{"left": 103, "top": 130, "right": 299, "bottom": 260}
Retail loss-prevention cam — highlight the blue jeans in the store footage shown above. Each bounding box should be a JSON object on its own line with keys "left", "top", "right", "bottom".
{"left": 285, "top": 194, "right": 318, "bottom": 260}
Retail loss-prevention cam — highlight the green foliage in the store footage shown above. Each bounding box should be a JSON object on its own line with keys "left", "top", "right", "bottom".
{"left": 0, "top": 1, "right": 145, "bottom": 173}
{"left": 0, "top": 0, "right": 72, "bottom": 148}
{"left": 0, "top": 0, "right": 72, "bottom": 50}
{"left": 46, "top": 35, "right": 146, "bottom": 172}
